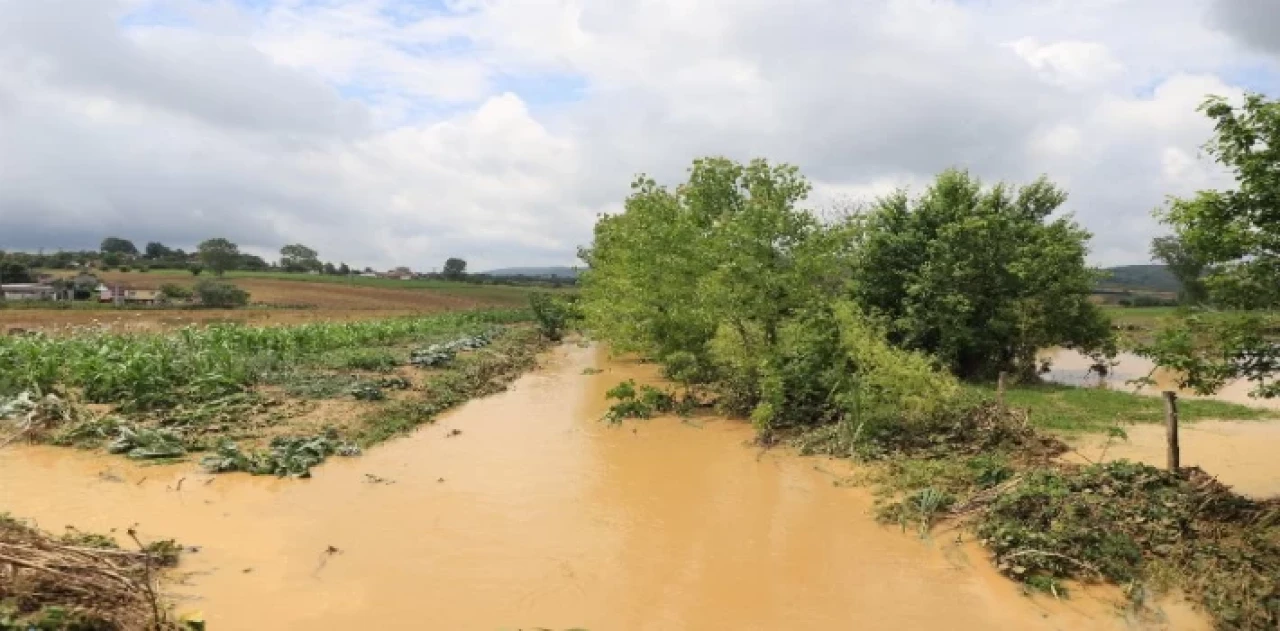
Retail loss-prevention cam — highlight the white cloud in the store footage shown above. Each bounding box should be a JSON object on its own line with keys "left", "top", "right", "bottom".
{"left": 0, "top": 0, "right": 1277, "bottom": 270}
{"left": 1007, "top": 38, "right": 1124, "bottom": 88}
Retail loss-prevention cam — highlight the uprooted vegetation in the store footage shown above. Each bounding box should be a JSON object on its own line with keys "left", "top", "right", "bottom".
{"left": 578, "top": 157, "right": 1278, "bottom": 628}
{"left": 0, "top": 514, "right": 186, "bottom": 630}
{"left": 0, "top": 309, "right": 550, "bottom": 477}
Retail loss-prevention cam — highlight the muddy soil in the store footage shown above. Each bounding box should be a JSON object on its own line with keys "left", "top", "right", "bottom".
{"left": 0, "top": 345, "right": 1206, "bottom": 629}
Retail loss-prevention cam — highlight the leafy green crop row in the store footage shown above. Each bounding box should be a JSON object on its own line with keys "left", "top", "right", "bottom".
{"left": 0, "top": 309, "right": 528, "bottom": 410}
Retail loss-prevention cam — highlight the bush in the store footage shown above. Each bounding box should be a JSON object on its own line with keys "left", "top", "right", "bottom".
{"left": 189, "top": 265, "right": 203, "bottom": 276}
{"left": 159, "top": 284, "right": 193, "bottom": 301}
{"left": 529, "top": 292, "right": 579, "bottom": 341}
{"left": 194, "top": 279, "right": 249, "bottom": 308}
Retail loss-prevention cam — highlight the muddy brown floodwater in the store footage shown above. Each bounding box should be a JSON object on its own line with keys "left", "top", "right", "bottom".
{"left": 1, "top": 345, "right": 1206, "bottom": 629}
{"left": 1043, "top": 348, "right": 1280, "bottom": 498}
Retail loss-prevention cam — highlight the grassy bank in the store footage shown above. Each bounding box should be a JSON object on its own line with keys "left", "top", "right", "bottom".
{"left": 977, "top": 383, "right": 1277, "bottom": 433}
{"left": 0, "top": 309, "right": 552, "bottom": 477}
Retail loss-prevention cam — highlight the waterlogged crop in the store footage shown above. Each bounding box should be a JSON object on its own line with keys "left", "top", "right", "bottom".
{"left": 0, "top": 310, "right": 525, "bottom": 410}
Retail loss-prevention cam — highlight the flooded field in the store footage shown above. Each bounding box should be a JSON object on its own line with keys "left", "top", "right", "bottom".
{"left": 1044, "top": 348, "right": 1280, "bottom": 497}
{"left": 0, "top": 345, "right": 1205, "bottom": 629}
{"left": 1041, "top": 348, "right": 1280, "bottom": 410}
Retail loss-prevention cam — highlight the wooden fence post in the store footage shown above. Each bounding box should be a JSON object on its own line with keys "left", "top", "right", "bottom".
{"left": 1162, "top": 391, "right": 1180, "bottom": 472}
{"left": 996, "top": 371, "right": 1007, "bottom": 407}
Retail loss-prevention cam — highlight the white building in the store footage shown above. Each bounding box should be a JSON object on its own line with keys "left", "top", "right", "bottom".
{"left": 1, "top": 284, "right": 58, "bottom": 301}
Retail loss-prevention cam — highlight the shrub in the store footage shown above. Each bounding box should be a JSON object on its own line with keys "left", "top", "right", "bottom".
{"left": 529, "top": 292, "right": 579, "bottom": 341}
{"left": 194, "top": 279, "right": 249, "bottom": 308}
{"left": 159, "top": 284, "right": 193, "bottom": 301}
{"left": 189, "top": 265, "right": 204, "bottom": 276}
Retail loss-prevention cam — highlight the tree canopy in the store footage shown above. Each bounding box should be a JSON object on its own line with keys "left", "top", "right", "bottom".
{"left": 197, "top": 238, "right": 241, "bottom": 276}
{"left": 443, "top": 258, "right": 467, "bottom": 279}
{"left": 144, "top": 242, "right": 173, "bottom": 260}
{"left": 100, "top": 237, "right": 138, "bottom": 256}
{"left": 1161, "top": 93, "right": 1280, "bottom": 308}
{"left": 1150, "top": 235, "right": 1208, "bottom": 304}
{"left": 280, "top": 243, "right": 321, "bottom": 272}
{"left": 580, "top": 157, "right": 1114, "bottom": 434}
{"left": 850, "top": 169, "right": 1111, "bottom": 379}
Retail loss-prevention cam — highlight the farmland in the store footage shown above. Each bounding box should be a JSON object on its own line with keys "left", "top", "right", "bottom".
{"left": 0, "top": 270, "right": 545, "bottom": 334}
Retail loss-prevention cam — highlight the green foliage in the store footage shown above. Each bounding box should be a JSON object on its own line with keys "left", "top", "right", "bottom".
{"left": 989, "top": 382, "right": 1275, "bottom": 433}
{"left": 0, "top": 309, "right": 526, "bottom": 409}
{"left": 201, "top": 429, "right": 360, "bottom": 478}
{"left": 408, "top": 332, "right": 493, "bottom": 368}
{"left": 442, "top": 257, "right": 467, "bottom": 280}
{"left": 1150, "top": 236, "right": 1208, "bottom": 304}
{"left": 99, "top": 237, "right": 138, "bottom": 256}
{"left": 1159, "top": 94, "right": 1280, "bottom": 309}
{"left": 350, "top": 383, "right": 387, "bottom": 401}
{"left": 978, "top": 461, "right": 1278, "bottom": 629}
{"left": 602, "top": 379, "right": 677, "bottom": 423}
{"left": 280, "top": 243, "right": 321, "bottom": 273}
{"left": 159, "top": 283, "right": 193, "bottom": 301}
{"left": 0, "top": 260, "right": 34, "bottom": 283}
{"left": 193, "top": 279, "right": 249, "bottom": 308}
{"left": 1134, "top": 312, "right": 1280, "bottom": 398}
{"left": 356, "top": 328, "right": 545, "bottom": 445}
{"left": 197, "top": 238, "right": 240, "bottom": 276}
{"left": 529, "top": 292, "right": 579, "bottom": 341}
{"left": 107, "top": 424, "right": 186, "bottom": 460}
{"left": 850, "top": 169, "right": 1113, "bottom": 379}
{"left": 330, "top": 348, "right": 400, "bottom": 372}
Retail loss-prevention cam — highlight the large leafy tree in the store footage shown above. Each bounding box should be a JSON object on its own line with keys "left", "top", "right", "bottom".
{"left": 144, "top": 241, "right": 173, "bottom": 260}
{"left": 849, "top": 169, "right": 1111, "bottom": 379}
{"left": 197, "top": 238, "right": 241, "bottom": 277}
{"left": 580, "top": 157, "right": 954, "bottom": 434}
{"left": 1144, "top": 93, "right": 1280, "bottom": 399}
{"left": 1150, "top": 235, "right": 1208, "bottom": 304}
{"left": 100, "top": 237, "right": 138, "bottom": 256}
{"left": 442, "top": 258, "right": 467, "bottom": 280}
{"left": 280, "top": 243, "right": 321, "bottom": 272}
{"left": 1162, "top": 93, "right": 1280, "bottom": 308}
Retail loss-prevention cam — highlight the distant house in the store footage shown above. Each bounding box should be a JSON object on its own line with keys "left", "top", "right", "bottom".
{"left": 380, "top": 266, "right": 414, "bottom": 280}
{"left": 1, "top": 284, "right": 58, "bottom": 301}
{"left": 98, "top": 284, "right": 161, "bottom": 305}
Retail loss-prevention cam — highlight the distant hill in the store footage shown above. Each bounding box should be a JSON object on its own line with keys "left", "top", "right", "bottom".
{"left": 483, "top": 266, "right": 580, "bottom": 279}
{"left": 1097, "top": 264, "right": 1181, "bottom": 293}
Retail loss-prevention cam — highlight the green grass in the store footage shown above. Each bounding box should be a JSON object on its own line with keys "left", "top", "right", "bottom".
{"left": 978, "top": 383, "right": 1278, "bottom": 433}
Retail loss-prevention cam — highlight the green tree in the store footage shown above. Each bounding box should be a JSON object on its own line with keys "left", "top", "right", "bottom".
{"left": 0, "top": 260, "right": 34, "bottom": 283}
{"left": 144, "top": 242, "right": 173, "bottom": 259}
{"left": 849, "top": 169, "right": 1112, "bottom": 379}
{"left": 198, "top": 238, "right": 240, "bottom": 276}
{"left": 238, "top": 254, "right": 269, "bottom": 271}
{"left": 194, "top": 279, "right": 250, "bottom": 308}
{"left": 280, "top": 243, "right": 321, "bottom": 273}
{"left": 100, "top": 237, "right": 138, "bottom": 256}
{"left": 1161, "top": 93, "right": 1280, "bottom": 308}
{"left": 442, "top": 258, "right": 467, "bottom": 280}
{"left": 580, "top": 157, "right": 934, "bottom": 434}
{"left": 337, "top": 263, "right": 351, "bottom": 276}
{"left": 323, "top": 262, "right": 337, "bottom": 275}
{"left": 1150, "top": 235, "right": 1208, "bottom": 304}
{"left": 1146, "top": 93, "right": 1280, "bottom": 399}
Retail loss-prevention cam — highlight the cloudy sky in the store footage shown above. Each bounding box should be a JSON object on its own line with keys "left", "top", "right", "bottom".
{"left": 0, "top": 0, "right": 1277, "bottom": 271}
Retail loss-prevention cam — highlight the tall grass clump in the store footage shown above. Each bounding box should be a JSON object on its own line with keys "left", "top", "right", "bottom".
{"left": 0, "top": 309, "right": 528, "bottom": 410}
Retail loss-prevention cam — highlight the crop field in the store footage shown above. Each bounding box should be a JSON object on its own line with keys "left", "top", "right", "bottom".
{"left": 0, "top": 308, "right": 551, "bottom": 477}
{"left": 1, "top": 270, "right": 549, "bottom": 334}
